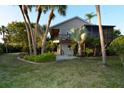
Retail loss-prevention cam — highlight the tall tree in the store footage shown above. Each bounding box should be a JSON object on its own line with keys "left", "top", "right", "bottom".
{"left": 22, "top": 5, "right": 37, "bottom": 55}
{"left": 7, "top": 22, "right": 33, "bottom": 52}
{"left": 85, "top": 12, "right": 96, "bottom": 23}
{"left": 41, "top": 5, "right": 67, "bottom": 53}
{"left": 0, "top": 26, "right": 8, "bottom": 53}
{"left": 19, "top": 5, "right": 32, "bottom": 55}
{"left": 96, "top": 5, "right": 106, "bottom": 65}
{"left": 0, "top": 26, "right": 6, "bottom": 42}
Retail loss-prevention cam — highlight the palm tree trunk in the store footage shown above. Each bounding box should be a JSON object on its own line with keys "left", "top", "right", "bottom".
{"left": 36, "top": 9, "right": 42, "bottom": 24}
{"left": 83, "top": 43, "right": 86, "bottom": 56}
{"left": 96, "top": 5, "right": 106, "bottom": 65}
{"left": 35, "top": 9, "right": 42, "bottom": 54}
{"left": 24, "top": 11, "right": 37, "bottom": 55}
{"left": 41, "top": 23, "right": 50, "bottom": 53}
{"left": 19, "top": 5, "right": 32, "bottom": 55}
{"left": 41, "top": 9, "right": 54, "bottom": 53}
{"left": 93, "top": 47, "right": 97, "bottom": 56}
{"left": 119, "top": 54, "right": 124, "bottom": 66}
{"left": 78, "top": 41, "right": 81, "bottom": 56}
{"left": 4, "top": 43, "right": 8, "bottom": 53}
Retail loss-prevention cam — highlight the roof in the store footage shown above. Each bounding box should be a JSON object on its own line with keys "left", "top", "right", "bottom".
{"left": 50, "top": 16, "right": 115, "bottom": 28}
{"left": 85, "top": 25, "right": 115, "bottom": 27}
{"left": 50, "top": 16, "right": 94, "bottom": 28}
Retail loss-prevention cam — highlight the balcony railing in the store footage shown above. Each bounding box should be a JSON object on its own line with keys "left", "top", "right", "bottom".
{"left": 59, "top": 33, "right": 71, "bottom": 40}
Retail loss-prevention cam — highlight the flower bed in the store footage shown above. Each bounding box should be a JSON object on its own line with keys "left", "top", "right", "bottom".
{"left": 23, "top": 52, "right": 56, "bottom": 63}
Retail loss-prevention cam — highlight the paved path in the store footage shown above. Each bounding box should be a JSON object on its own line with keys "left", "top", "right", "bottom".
{"left": 0, "top": 53, "right": 29, "bottom": 66}
{"left": 56, "top": 55, "right": 77, "bottom": 61}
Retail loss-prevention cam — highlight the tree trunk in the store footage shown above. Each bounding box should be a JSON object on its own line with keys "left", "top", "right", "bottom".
{"left": 3, "top": 33, "right": 8, "bottom": 53}
{"left": 41, "top": 9, "right": 54, "bottom": 53}
{"left": 19, "top": 5, "right": 32, "bottom": 55}
{"left": 4, "top": 41, "right": 8, "bottom": 53}
{"left": 83, "top": 43, "right": 86, "bottom": 56}
{"left": 24, "top": 11, "right": 37, "bottom": 55}
{"left": 96, "top": 5, "right": 106, "bottom": 65}
{"left": 41, "top": 24, "right": 50, "bottom": 53}
{"left": 93, "top": 47, "right": 97, "bottom": 57}
{"left": 119, "top": 54, "right": 124, "bottom": 66}
{"left": 35, "top": 9, "right": 42, "bottom": 54}
{"left": 78, "top": 41, "right": 81, "bottom": 56}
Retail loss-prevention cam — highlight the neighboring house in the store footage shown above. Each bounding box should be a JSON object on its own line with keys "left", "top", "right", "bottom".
{"left": 50, "top": 16, "right": 115, "bottom": 56}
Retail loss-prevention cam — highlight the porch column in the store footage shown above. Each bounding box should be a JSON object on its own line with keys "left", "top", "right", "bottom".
{"left": 60, "top": 41, "right": 62, "bottom": 55}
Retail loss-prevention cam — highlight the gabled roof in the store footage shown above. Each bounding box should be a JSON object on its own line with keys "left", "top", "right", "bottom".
{"left": 50, "top": 16, "right": 94, "bottom": 28}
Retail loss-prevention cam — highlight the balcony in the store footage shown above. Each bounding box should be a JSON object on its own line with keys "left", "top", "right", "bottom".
{"left": 59, "top": 33, "right": 71, "bottom": 40}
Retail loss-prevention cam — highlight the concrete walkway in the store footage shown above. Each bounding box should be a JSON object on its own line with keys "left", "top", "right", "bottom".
{"left": 56, "top": 55, "right": 77, "bottom": 61}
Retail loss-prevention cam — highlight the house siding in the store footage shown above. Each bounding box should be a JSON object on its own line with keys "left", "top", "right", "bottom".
{"left": 51, "top": 18, "right": 87, "bottom": 35}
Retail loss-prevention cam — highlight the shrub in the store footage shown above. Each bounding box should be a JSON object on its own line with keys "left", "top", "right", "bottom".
{"left": 0, "top": 43, "right": 4, "bottom": 55}
{"left": 85, "top": 48, "right": 93, "bottom": 57}
{"left": 109, "top": 36, "right": 124, "bottom": 65}
{"left": 19, "top": 52, "right": 28, "bottom": 58}
{"left": 0, "top": 47, "right": 3, "bottom": 55}
{"left": 7, "top": 45, "right": 22, "bottom": 53}
{"left": 24, "top": 52, "right": 56, "bottom": 63}
{"left": 106, "top": 47, "right": 116, "bottom": 56}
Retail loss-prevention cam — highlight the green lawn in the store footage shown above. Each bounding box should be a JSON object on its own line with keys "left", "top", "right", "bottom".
{"left": 0, "top": 53, "right": 124, "bottom": 88}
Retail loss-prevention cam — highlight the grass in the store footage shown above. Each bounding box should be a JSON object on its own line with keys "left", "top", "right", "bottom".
{"left": 0, "top": 53, "right": 124, "bottom": 88}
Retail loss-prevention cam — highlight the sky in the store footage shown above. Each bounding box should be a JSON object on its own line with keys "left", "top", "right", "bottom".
{"left": 0, "top": 5, "right": 124, "bottom": 43}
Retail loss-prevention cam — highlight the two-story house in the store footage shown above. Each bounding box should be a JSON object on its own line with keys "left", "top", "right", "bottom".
{"left": 50, "top": 16, "right": 115, "bottom": 56}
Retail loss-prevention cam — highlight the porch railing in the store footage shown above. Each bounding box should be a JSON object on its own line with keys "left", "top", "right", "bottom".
{"left": 59, "top": 33, "right": 71, "bottom": 40}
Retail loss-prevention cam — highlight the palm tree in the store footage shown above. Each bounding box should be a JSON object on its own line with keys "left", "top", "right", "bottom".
{"left": 19, "top": 5, "right": 32, "bottom": 55}
{"left": 0, "top": 26, "right": 8, "bottom": 53}
{"left": 85, "top": 12, "right": 96, "bottom": 23}
{"left": 41, "top": 5, "right": 67, "bottom": 53}
{"left": 35, "top": 5, "right": 48, "bottom": 28}
{"left": 22, "top": 5, "right": 37, "bottom": 55}
{"left": 70, "top": 26, "right": 87, "bottom": 56}
{"left": 96, "top": 5, "right": 106, "bottom": 65}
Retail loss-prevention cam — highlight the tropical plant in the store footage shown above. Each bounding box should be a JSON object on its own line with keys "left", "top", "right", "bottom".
{"left": 45, "top": 39, "right": 55, "bottom": 52}
{"left": 70, "top": 26, "right": 87, "bottom": 56}
{"left": 85, "top": 12, "right": 96, "bottom": 23}
{"left": 109, "top": 36, "right": 124, "bottom": 66}
{"left": 85, "top": 48, "right": 93, "bottom": 57}
{"left": 96, "top": 5, "right": 106, "bottom": 65}
{"left": 86, "top": 37, "right": 100, "bottom": 56}
{"left": 41, "top": 5, "right": 67, "bottom": 53}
